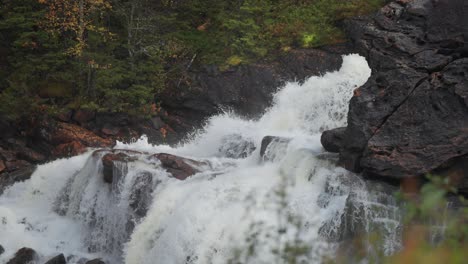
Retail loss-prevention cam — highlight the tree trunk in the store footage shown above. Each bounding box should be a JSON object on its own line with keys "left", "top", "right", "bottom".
{"left": 78, "top": 0, "right": 85, "bottom": 54}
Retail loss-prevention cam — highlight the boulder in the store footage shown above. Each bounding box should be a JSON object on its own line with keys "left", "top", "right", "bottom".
{"left": 101, "top": 152, "right": 134, "bottom": 184}
{"left": 128, "top": 172, "right": 154, "bottom": 219}
{"left": 6, "top": 247, "right": 37, "bottom": 264}
{"left": 73, "top": 109, "right": 96, "bottom": 125}
{"left": 152, "top": 153, "right": 207, "bottom": 180}
{"left": 85, "top": 259, "right": 105, "bottom": 264}
{"left": 259, "top": 136, "right": 291, "bottom": 161}
{"left": 0, "top": 244, "right": 4, "bottom": 255}
{"left": 44, "top": 254, "right": 67, "bottom": 264}
{"left": 322, "top": 0, "right": 468, "bottom": 183}
{"left": 0, "top": 165, "right": 36, "bottom": 194}
{"left": 218, "top": 134, "right": 256, "bottom": 159}
{"left": 56, "top": 110, "right": 73, "bottom": 122}
{"left": 321, "top": 127, "right": 346, "bottom": 153}
{"left": 100, "top": 125, "right": 120, "bottom": 136}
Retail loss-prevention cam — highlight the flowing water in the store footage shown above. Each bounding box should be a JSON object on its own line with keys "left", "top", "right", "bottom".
{"left": 0, "top": 54, "right": 404, "bottom": 264}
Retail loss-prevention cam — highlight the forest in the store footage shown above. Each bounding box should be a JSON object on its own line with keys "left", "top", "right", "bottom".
{"left": 0, "top": 0, "right": 384, "bottom": 120}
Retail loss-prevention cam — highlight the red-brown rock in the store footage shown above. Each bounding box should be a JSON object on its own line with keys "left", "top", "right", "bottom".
{"left": 56, "top": 110, "right": 73, "bottom": 122}
{"left": 0, "top": 147, "right": 17, "bottom": 162}
{"left": 152, "top": 153, "right": 207, "bottom": 180}
{"left": 98, "top": 150, "right": 137, "bottom": 183}
{"left": 0, "top": 160, "right": 5, "bottom": 173}
{"left": 54, "top": 122, "right": 113, "bottom": 146}
{"left": 53, "top": 141, "right": 87, "bottom": 157}
{"left": 101, "top": 152, "right": 136, "bottom": 183}
{"left": 101, "top": 126, "right": 120, "bottom": 136}
{"left": 5, "top": 160, "right": 31, "bottom": 172}
{"left": 16, "top": 148, "right": 46, "bottom": 163}
{"left": 73, "top": 109, "right": 96, "bottom": 125}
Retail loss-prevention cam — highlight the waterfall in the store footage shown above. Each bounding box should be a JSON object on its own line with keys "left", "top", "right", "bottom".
{"left": 0, "top": 54, "right": 404, "bottom": 264}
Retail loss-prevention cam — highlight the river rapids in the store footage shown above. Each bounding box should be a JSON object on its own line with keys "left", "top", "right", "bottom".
{"left": 0, "top": 55, "right": 405, "bottom": 264}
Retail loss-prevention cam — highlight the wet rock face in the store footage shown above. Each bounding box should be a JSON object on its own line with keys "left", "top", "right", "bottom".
{"left": 129, "top": 172, "right": 155, "bottom": 219}
{"left": 101, "top": 152, "right": 135, "bottom": 184}
{"left": 325, "top": 0, "right": 468, "bottom": 181}
{"left": 259, "top": 136, "right": 291, "bottom": 160}
{"left": 218, "top": 134, "right": 256, "bottom": 159}
{"left": 44, "top": 254, "right": 67, "bottom": 264}
{"left": 152, "top": 153, "right": 208, "bottom": 180}
{"left": 318, "top": 174, "right": 401, "bottom": 252}
{"left": 6, "top": 247, "right": 37, "bottom": 264}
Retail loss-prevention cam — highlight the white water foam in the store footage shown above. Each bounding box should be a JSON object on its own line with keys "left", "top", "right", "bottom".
{"left": 0, "top": 54, "right": 396, "bottom": 264}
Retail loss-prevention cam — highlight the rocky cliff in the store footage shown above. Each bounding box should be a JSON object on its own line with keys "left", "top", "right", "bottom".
{"left": 321, "top": 0, "right": 468, "bottom": 191}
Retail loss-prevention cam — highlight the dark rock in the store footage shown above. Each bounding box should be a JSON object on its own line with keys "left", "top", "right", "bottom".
{"left": 0, "top": 160, "right": 5, "bottom": 173}
{"left": 56, "top": 110, "right": 73, "bottom": 122}
{"left": 129, "top": 172, "right": 155, "bottom": 219}
{"left": 152, "top": 153, "right": 208, "bottom": 180}
{"left": 4, "top": 160, "right": 31, "bottom": 172}
{"left": 161, "top": 45, "right": 354, "bottom": 135}
{"left": 0, "top": 244, "right": 4, "bottom": 255}
{"left": 1, "top": 139, "right": 46, "bottom": 163}
{"left": 0, "top": 147, "right": 16, "bottom": 162}
{"left": 0, "top": 119, "right": 15, "bottom": 139}
{"left": 259, "top": 136, "right": 291, "bottom": 161}
{"left": 6, "top": 247, "right": 37, "bottom": 264}
{"left": 323, "top": 0, "right": 468, "bottom": 183}
{"left": 150, "top": 116, "right": 165, "bottom": 130}
{"left": 218, "top": 134, "right": 256, "bottom": 159}
{"left": 321, "top": 127, "right": 346, "bottom": 153}
{"left": 44, "top": 254, "right": 67, "bottom": 264}
{"left": 434, "top": 154, "right": 468, "bottom": 196}
{"left": 16, "top": 148, "right": 46, "bottom": 163}
{"left": 0, "top": 165, "right": 36, "bottom": 194}
{"left": 73, "top": 109, "right": 96, "bottom": 125}
{"left": 100, "top": 125, "right": 120, "bottom": 136}
{"left": 85, "top": 259, "right": 105, "bottom": 264}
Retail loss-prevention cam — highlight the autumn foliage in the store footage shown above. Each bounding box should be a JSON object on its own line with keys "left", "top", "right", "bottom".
{"left": 38, "top": 0, "right": 112, "bottom": 55}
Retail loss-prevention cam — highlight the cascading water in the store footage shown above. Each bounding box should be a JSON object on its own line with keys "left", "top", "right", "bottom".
{"left": 0, "top": 54, "right": 403, "bottom": 264}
